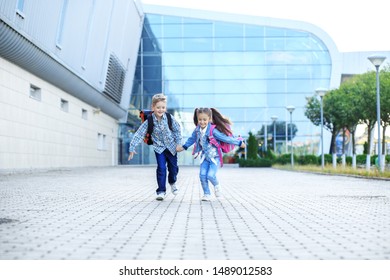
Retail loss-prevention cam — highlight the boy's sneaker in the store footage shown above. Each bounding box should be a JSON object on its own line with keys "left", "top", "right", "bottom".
{"left": 201, "top": 194, "right": 211, "bottom": 201}
{"left": 156, "top": 193, "right": 166, "bottom": 201}
{"left": 170, "top": 183, "right": 178, "bottom": 195}
{"left": 214, "top": 185, "right": 222, "bottom": 197}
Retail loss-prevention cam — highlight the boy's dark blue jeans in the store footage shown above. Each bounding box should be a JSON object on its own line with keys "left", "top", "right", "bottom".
{"left": 154, "top": 149, "right": 179, "bottom": 194}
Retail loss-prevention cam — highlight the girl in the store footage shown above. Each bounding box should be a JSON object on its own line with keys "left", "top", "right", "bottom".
{"left": 128, "top": 93, "right": 182, "bottom": 201}
{"left": 177, "top": 108, "right": 246, "bottom": 201}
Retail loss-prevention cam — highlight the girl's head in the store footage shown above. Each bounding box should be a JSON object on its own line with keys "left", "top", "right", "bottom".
{"left": 193, "top": 107, "right": 232, "bottom": 135}
{"left": 194, "top": 108, "right": 212, "bottom": 129}
{"left": 151, "top": 93, "right": 167, "bottom": 119}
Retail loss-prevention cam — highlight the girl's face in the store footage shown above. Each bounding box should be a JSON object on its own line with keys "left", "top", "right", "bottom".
{"left": 152, "top": 101, "right": 167, "bottom": 119}
{"left": 197, "top": 112, "right": 211, "bottom": 129}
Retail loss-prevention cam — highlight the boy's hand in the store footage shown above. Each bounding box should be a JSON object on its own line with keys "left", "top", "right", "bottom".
{"left": 128, "top": 151, "right": 137, "bottom": 160}
{"left": 176, "top": 145, "right": 184, "bottom": 152}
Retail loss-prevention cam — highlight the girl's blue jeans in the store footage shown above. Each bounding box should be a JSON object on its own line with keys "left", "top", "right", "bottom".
{"left": 199, "top": 157, "right": 220, "bottom": 195}
{"left": 154, "top": 149, "right": 178, "bottom": 194}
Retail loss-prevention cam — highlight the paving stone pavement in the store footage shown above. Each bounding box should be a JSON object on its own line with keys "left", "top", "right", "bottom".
{"left": 0, "top": 166, "right": 389, "bottom": 260}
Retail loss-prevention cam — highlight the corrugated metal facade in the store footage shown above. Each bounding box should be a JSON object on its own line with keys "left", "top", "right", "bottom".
{"left": 0, "top": 0, "right": 144, "bottom": 170}
{"left": 0, "top": 0, "right": 143, "bottom": 119}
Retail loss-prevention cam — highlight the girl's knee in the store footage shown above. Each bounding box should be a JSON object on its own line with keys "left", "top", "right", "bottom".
{"left": 206, "top": 174, "right": 216, "bottom": 182}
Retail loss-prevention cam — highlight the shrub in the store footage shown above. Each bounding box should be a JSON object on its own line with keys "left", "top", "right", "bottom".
{"left": 273, "top": 153, "right": 298, "bottom": 165}
{"left": 356, "top": 154, "right": 367, "bottom": 165}
{"left": 297, "top": 155, "right": 319, "bottom": 165}
{"left": 238, "top": 158, "right": 272, "bottom": 167}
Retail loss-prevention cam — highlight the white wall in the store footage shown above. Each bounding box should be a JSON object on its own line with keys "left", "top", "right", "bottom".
{"left": 0, "top": 57, "right": 118, "bottom": 171}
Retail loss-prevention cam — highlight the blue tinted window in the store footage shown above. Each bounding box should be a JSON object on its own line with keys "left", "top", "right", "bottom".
{"left": 246, "top": 38, "right": 265, "bottom": 51}
{"left": 215, "top": 22, "right": 243, "bottom": 37}
{"left": 145, "top": 14, "right": 162, "bottom": 24}
{"left": 183, "top": 38, "right": 213, "bottom": 51}
{"left": 265, "top": 27, "right": 285, "bottom": 37}
{"left": 163, "top": 24, "right": 182, "bottom": 38}
{"left": 265, "top": 38, "right": 285, "bottom": 50}
{"left": 162, "top": 38, "right": 182, "bottom": 51}
{"left": 163, "top": 16, "right": 182, "bottom": 24}
{"left": 215, "top": 38, "right": 243, "bottom": 51}
{"left": 16, "top": 0, "right": 25, "bottom": 12}
{"left": 245, "top": 25, "right": 264, "bottom": 36}
{"left": 286, "top": 37, "right": 312, "bottom": 50}
{"left": 183, "top": 23, "right": 213, "bottom": 38}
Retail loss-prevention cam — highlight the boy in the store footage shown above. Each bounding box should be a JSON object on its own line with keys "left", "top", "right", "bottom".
{"left": 128, "top": 93, "right": 182, "bottom": 200}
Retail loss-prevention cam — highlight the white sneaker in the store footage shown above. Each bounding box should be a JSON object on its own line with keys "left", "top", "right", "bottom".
{"left": 156, "top": 193, "right": 166, "bottom": 200}
{"left": 201, "top": 194, "right": 211, "bottom": 201}
{"left": 170, "top": 183, "right": 178, "bottom": 195}
{"left": 214, "top": 185, "right": 222, "bottom": 197}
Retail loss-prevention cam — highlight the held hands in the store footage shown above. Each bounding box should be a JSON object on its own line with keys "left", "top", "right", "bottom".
{"left": 176, "top": 145, "right": 184, "bottom": 152}
{"left": 128, "top": 151, "right": 137, "bottom": 161}
{"left": 240, "top": 141, "right": 246, "bottom": 149}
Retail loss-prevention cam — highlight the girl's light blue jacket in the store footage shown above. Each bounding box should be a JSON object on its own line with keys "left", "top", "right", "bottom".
{"left": 182, "top": 123, "right": 243, "bottom": 162}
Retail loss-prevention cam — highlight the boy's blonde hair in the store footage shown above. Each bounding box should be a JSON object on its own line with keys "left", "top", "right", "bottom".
{"left": 152, "top": 93, "right": 167, "bottom": 106}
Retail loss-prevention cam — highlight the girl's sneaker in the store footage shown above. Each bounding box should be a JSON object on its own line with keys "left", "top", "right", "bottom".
{"left": 214, "top": 185, "right": 222, "bottom": 197}
{"left": 201, "top": 194, "right": 211, "bottom": 201}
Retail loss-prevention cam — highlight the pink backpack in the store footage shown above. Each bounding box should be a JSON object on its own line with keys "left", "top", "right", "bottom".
{"left": 208, "top": 124, "right": 242, "bottom": 167}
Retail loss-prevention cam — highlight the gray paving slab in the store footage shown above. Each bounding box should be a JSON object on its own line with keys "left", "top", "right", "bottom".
{"left": 0, "top": 166, "right": 389, "bottom": 260}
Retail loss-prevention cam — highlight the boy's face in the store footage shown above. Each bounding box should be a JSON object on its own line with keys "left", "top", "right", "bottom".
{"left": 197, "top": 113, "right": 211, "bottom": 129}
{"left": 152, "top": 101, "right": 167, "bottom": 118}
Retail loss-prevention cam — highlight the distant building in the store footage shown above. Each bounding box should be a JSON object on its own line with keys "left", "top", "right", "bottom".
{"left": 124, "top": 5, "right": 390, "bottom": 164}
{"left": 1, "top": 2, "right": 389, "bottom": 169}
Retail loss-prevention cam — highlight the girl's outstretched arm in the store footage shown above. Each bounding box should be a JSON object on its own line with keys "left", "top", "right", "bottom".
{"left": 213, "top": 128, "right": 244, "bottom": 147}
{"left": 182, "top": 128, "right": 198, "bottom": 150}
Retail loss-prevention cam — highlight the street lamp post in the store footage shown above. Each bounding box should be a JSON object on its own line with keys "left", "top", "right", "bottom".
{"left": 316, "top": 88, "right": 328, "bottom": 169}
{"left": 286, "top": 105, "right": 295, "bottom": 167}
{"left": 271, "top": 115, "right": 278, "bottom": 153}
{"left": 368, "top": 55, "right": 386, "bottom": 172}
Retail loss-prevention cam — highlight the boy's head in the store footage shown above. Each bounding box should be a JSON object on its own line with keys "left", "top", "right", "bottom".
{"left": 152, "top": 93, "right": 167, "bottom": 106}
{"left": 151, "top": 93, "right": 167, "bottom": 118}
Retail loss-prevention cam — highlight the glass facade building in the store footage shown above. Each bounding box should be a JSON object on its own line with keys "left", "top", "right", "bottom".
{"left": 122, "top": 12, "right": 332, "bottom": 165}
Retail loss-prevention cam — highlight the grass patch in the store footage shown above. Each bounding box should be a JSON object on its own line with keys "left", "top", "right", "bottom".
{"left": 273, "top": 164, "right": 390, "bottom": 179}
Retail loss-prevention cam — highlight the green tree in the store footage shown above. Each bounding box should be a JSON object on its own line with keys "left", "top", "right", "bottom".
{"left": 247, "top": 132, "right": 258, "bottom": 159}
{"left": 338, "top": 81, "right": 363, "bottom": 157}
{"left": 380, "top": 65, "right": 390, "bottom": 155}
{"left": 305, "top": 93, "right": 340, "bottom": 154}
{"left": 355, "top": 71, "right": 377, "bottom": 156}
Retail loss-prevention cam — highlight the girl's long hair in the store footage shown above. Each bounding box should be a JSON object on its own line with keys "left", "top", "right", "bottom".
{"left": 193, "top": 107, "right": 232, "bottom": 135}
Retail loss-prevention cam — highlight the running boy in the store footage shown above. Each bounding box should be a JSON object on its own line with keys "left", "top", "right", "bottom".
{"left": 128, "top": 93, "right": 182, "bottom": 200}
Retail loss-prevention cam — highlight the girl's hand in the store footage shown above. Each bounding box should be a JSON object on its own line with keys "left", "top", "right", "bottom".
{"left": 128, "top": 151, "right": 137, "bottom": 160}
{"left": 240, "top": 142, "right": 246, "bottom": 149}
{"left": 176, "top": 145, "right": 184, "bottom": 152}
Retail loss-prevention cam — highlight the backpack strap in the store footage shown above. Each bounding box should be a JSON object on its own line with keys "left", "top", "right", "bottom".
{"left": 208, "top": 124, "right": 224, "bottom": 167}
{"left": 147, "top": 113, "right": 173, "bottom": 134}
{"left": 144, "top": 114, "right": 154, "bottom": 145}
{"left": 166, "top": 113, "right": 173, "bottom": 131}
{"left": 146, "top": 114, "right": 154, "bottom": 135}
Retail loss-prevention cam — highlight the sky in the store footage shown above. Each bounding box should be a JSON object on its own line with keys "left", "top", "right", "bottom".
{"left": 141, "top": 0, "right": 390, "bottom": 53}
